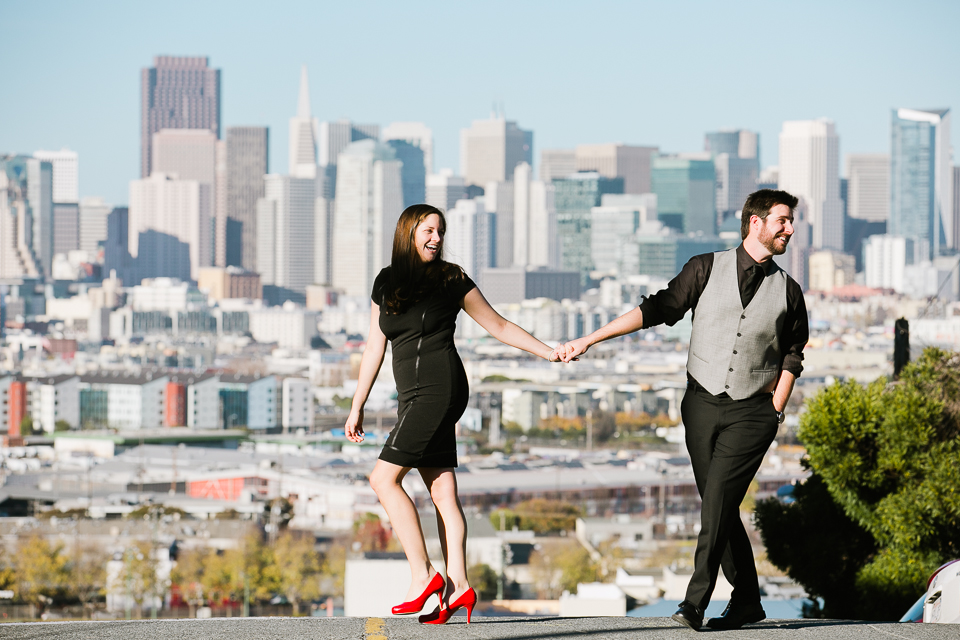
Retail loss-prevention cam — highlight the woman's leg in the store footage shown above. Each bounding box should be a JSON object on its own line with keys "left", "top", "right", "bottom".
{"left": 420, "top": 467, "right": 470, "bottom": 604}
{"left": 369, "top": 459, "right": 437, "bottom": 600}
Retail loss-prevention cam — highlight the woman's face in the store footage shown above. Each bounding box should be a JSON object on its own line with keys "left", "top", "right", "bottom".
{"left": 414, "top": 213, "right": 443, "bottom": 263}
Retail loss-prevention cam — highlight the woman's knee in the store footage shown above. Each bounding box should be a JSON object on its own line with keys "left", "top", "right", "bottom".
{"left": 369, "top": 467, "right": 400, "bottom": 496}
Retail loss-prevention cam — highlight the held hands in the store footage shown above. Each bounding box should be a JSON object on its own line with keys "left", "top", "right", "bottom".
{"left": 344, "top": 408, "right": 365, "bottom": 443}
{"left": 557, "top": 337, "right": 590, "bottom": 363}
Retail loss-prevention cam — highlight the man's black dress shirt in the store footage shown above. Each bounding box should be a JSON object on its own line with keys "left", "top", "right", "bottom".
{"left": 638, "top": 244, "right": 809, "bottom": 378}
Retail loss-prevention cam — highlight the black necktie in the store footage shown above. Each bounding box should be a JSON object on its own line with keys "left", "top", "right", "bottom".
{"left": 741, "top": 264, "right": 764, "bottom": 308}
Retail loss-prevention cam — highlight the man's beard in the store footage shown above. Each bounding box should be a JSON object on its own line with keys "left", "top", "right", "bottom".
{"left": 759, "top": 224, "right": 790, "bottom": 255}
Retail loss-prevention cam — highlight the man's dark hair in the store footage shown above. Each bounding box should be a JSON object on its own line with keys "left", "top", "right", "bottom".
{"left": 740, "top": 189, "right": 799, "bottom": 239}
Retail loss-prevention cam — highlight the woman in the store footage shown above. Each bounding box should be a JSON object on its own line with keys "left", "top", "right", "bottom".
{"left": 345, "top": 204, "right": 560, "bottom": 624}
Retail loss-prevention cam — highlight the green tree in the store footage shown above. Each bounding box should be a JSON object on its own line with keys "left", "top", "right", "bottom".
{"left": 755, "top": 348, "right": 960, "bottom": 620}
{"left": 467, "top": 563, "right": 498, "bottom": 600}
{"left": 20, "top": 414, "right": 34, "bottom": 436}
{"left": 54, "top": 419, "right": 71, "bottom": 432}
{"left": 554, "top": 544, "right": 599, "bottom": 594}
{"left": 64, "top": 542, "right": 109, "bottom": 618}
{"left": 320, "top": 543, "right": 347, "bottom": 598}
{"left": 272, "top": 531, "right": 321, "bottom": 616}
{"left": 14, "top": 535, "right": 69, "bottom": 610}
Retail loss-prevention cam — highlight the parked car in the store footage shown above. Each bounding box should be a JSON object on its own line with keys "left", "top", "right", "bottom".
{"left": 900, "top": 559, "right": 960, "bottom": 623}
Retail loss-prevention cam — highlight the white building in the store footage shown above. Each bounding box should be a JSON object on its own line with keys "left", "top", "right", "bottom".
{"left": 576, "top": 143, "right": 658, "bottom": 195}
{"left": 444, "top": 196, "right": 496, "bottom": 282}
{"left": 383, "top": 121, "right": 433, "bottom": 175}
{"left": 187, "top": 373, "right": 222, "bottom": 429}
{"left": 539, "top": 149, "right": 576, "bottom": 182}
{"left": 846, "top": 154, "right": 889, "bottom": 223}
{"left": 248, "top": 305, "right": 319, "bottom": 349}
{"left": 80, "top": 371, "right": 168, "bottom": 430}
{"left": 864, "top": 234, "right": 906, "bottom": 291}
{"left": 591, "top": 193, "right": 659, "bottom": 276}
{"left": 460, "top": 116, "right": 532, "bottom": 188}
{"left": 34, "top": 148, "right": 78, "bottom": 204}
{"left": 425, "top": 170, "right": 467, "bottom": 212}
{"left": 79, "top": 196, "right": 111, "bottom": 255}
{"left": 281, "top": 377, "right": 312, "bottom": 431}
{"left": 23, "top": 375, "right": 79, "bottom": 432}
{"left": 807, "top": 250, "right": 855, "bottom": 292}
{"left": 332, "top": 140, "right": 403, "bottom": 297}
{"left": 778, "top": 119, "right": 844, "bottom": 251}
{"left": 289, "top": 66, "right": 319, "bottom": 180}
{"left": 257, "top": 175, "right": 315, "bottom": 298}
{"left": 714, "top": 154, "right": 759, "bottom": 217}
{"left": 129, "top": 278, "right": 206, "bottom": 311}
{"left": 129, "top": 173, "right": 213, "bottom": 280}
{"left": 151, "top": 129, "right": 217, "bottom": 185}
{"left": 512, "top": 162, "right": 557, "bottom": 268}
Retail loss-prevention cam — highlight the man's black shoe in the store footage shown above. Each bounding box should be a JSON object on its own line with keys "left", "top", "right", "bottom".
{"left": 705, "top": 601, "right": 766, "bottom": 630}
{"left": 670, "top": 601, "right": 703, "bottom": 631}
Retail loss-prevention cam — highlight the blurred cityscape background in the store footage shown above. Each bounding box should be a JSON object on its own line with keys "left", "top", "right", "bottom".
{"left": 0, "top": 0, "right": 958, "bottom": 624}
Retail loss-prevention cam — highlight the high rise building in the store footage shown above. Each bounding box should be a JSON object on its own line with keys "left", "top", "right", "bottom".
{"left": 0, "top": 156, "right": 53, "bottom": 280}
{"left": 104, "top": 206, "right": 131, "bottom": 284}
{"left": 141, "top": 56, "right": 220, "bottom": 178}
{"left": 846, "top": 154, "right": 889, "bottom": 223}
{"left": 807, "top": 250, "right": 855, "bottom": 292}
{"left": 553, "top": 172, "right": 624, "bottom": 283}
{"left": 33, "top": 149, "right": 78, "bottom": 204}
{"left": 591, "top": 193, "right": 659, "bottom": 276}
{"left": 289, "top": 66, "right": 319, "bottom": 180}
{"left": 864, "top": 234, "right": 906, "bottom": 291}
{"left": 704, "top": 130, "right": 759, "bottom": 162}
{"left": 575, "top": 144, "right": 658, "bottom": 194}
{"left": 651, "top": 155, "right": 716, "bottom": 235}
{"left": 317, "top": 120, "right": 380, "bottom": 199}
{"left": 444, "top": 197, "right": 496, "bottom": 282}
{"left": 425, "top": 170, "right": 467, "bottom": 212}
{"left": 485, "top": 180, "right": 515, "bottom": 268}
{"left": 539, "top": 149, "right": 576, "bottom": 182}
{"left": 512, "top": 162, "right": 557, "bottom": 269}
{"left": 460, "top": 116, "right": 532, "bottom": 188}
{"left": 79, "top": 196, "right": 111, "bottom": 256}
{"left": 331, "top": 140, "right": 402, "bottom": 296}
{"left": 129, "top": 173, "right": 213, "bottom": 281}
{"left": 890, "top": 108, "right": 953, "bottom": 261}
{"left": 954, "top": 166, "right": 960, "bottom": 250}
{"left": 0, "top": 156, "right": 42, "bottom": 279}
{"left": 778, "top": 119, "right": 844, "bottom": 251}
{"left": 383, "top": 122, "right": 433, "bottom": 175}
{"left": 151, "top": 129, "right": 217, "bottom": 183}
{"left": 52, "top": 203, "right": 79, "bottom": 258}
{"left": 256, "top": 175, "right": 315, "bottom": 303}
{"left": 386, "top": 140, "right": 426, "bottom": 209}
{"left": 224, "top": 126, "right": 269, "bottom": 270}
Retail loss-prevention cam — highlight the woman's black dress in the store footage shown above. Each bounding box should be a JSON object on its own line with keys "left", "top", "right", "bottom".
{"left": 372, "top": 266, "right": 477, "bottom": 468}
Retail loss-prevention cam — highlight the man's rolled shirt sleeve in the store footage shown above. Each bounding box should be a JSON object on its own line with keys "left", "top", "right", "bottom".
{"left": 638, "top": 253, "right": 714, "bottom": 329}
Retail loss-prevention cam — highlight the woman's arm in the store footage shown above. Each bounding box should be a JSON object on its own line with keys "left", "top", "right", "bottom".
{"left": 462, "top": 288, "right": 559, "bottom": 361}
{"left": 345, "top": 301, "right": 388, "bottom": 442}
{"left": 560, "top": 307, "right": 644, "bottom": 361}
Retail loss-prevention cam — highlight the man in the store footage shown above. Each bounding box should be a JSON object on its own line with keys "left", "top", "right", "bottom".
{"left": 560, "top": 190, "right": 808, "bottom": 631}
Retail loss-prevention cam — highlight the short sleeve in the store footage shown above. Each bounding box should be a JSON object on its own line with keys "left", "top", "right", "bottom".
{"left": 371, "top": 268, "right": 390, "bottom": 305}
{"left": 451, "top": 273, "right": 477, "bottom": 301}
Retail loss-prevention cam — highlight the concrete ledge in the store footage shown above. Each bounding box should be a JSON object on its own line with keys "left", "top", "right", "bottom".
{"left": 1, "top": 616, "right": 958, "bottom": 639}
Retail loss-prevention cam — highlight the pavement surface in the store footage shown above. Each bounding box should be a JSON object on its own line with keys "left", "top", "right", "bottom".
{"left": 0, "top": 617, "right": 958, "bottom": 640}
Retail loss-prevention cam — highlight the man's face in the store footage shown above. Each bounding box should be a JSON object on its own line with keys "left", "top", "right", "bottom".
{"left": 755, "top": 204, "right": 794, "bottom": 255}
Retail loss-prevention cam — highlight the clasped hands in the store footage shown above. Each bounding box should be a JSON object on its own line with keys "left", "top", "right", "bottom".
{"left": 548, "top": 337, "right": 591, "bottom": 363}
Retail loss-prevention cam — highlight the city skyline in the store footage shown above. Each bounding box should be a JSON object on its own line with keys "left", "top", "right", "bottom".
{"left": 2, "top": 0, "right": 958, "bottom": 204}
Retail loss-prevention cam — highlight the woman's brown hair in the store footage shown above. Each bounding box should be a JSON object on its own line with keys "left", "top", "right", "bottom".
{"left": 379, "top": 204, "right": 466, "bottom": 314}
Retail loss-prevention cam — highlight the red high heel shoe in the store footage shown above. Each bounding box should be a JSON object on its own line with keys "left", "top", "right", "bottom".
{"left": 419, "top": 588, "right": 477, "bottom": 624}
{"left": 392, "top": 572, "right": 445, "bottom": 615}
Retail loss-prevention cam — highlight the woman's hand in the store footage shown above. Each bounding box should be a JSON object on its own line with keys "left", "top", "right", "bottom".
{"left": 560, "top": 337, "right": 590, "bottom": 362}
{"left": 345, "top": 408, "right": 365, "bottom": 443}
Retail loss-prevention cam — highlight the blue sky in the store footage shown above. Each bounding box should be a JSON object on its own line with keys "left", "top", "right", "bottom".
{"left": 2, "top": 0, "right": 958, "bottom": 204}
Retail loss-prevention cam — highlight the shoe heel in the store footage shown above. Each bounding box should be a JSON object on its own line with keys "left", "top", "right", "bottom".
{"left": 466, "top": 603, "right": 473, "bottom": 624}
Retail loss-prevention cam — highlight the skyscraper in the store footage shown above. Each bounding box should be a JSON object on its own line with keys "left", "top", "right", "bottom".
{"left": 778, "top": 119, "right": 844, "bottom": 251}
{"left": 591, "top": 193, "right": 658, "bottom": 276}
{"left": 317, "top": 120, "right": 380, "bottom": 199}
{"left": 33, "top": 149, "right": 78, "bottom": 204}
{"left": 704, "top": 130, "right": 760, "bottom": 221}
{"left": 425, "top": 170, "right": 467, "bottom": 212}
{"left": 141, "top": 56, "right": 220, "bottom": 178}
{"left": 485, "top": 180, "right": 515, "bottom": 268}
{"left": 152, "top": 129, "right": 217, "bottom": 183}
{"left": 444, "top": 197, "right": 496, "bottom": 282}
{"left": 846, "top": 154, "right": 889, "bottom": 223}
{"left": 651, "top": 156, "right": 716, "bottom": 235}
{"left": 539, "top": 149, "right": 576, "bottom": 182}
{"left": 331, "top": 140, "right": 402, "bottom": 296}
{"left": 289, "top": 66, "right": 319, "bottom": 180}
{"left": 890, "top": 108, "right": 953, "bottom": 261}
{"left": 385, "top": 140, "right": 426, "bottom": 209}
{"left": 460, "top": 116, "right": 532, "bottom": 188}
{"left": 129, "top": 173, "right": 213, "bottom": 280}
{"left": 553, "top": 172, "right": 624, "bottom": 283}
{"left": 575, "top": 144, "right": 658, "bottom": 194}
{"left": 0, "top": 156, "right": 42, "bottom": 279}
{"left": 225, "top": 126, "right": 269, "bottom": 270}
{"left": 256, "top": 175, "right": 315, "bottom": 303}
{"left": 79, "top": 196, "right": 111, "bottom": 256}
{"left": 704, "top": 130, "right": 759, "bottom": 162}
{"left": 52, "top": 203, "right": 79, "bottom": 258}
{"left": 512, "top": 162, "right": 557, "bottom": 269}
{"left": 383, "top": 122, "right": 433, "bottom": 175}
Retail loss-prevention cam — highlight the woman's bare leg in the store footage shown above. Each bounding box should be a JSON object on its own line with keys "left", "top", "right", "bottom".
{"left": 369, "top": 459, "right": 438, "bottom": 600}
{"left": 420, "top": 467, "right": 470, "bottom": 605}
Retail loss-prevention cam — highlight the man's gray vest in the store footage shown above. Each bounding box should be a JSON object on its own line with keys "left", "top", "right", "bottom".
{"left": 687, "top": 249, "right": 788, "bottom": 400}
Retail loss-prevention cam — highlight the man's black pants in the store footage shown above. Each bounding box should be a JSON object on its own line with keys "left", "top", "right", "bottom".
{"left": 680, "top": 382, "right": 779, "bottom": 611}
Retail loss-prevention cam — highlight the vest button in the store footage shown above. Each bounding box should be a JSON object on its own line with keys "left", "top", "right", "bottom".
{"left": 733, "top": 350, "right": 737, "bottom": 354}
{"left": 728, "top": 368, "right": 733, "bottom": 372}
{"left": 725, "top": 385, "right": 730, "bottom": 389}
{"left": 737, "top": 333, "right": 741, "bottom": 337}
{"left": 741, "top": 315, "right": 746, "bottom": 319}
